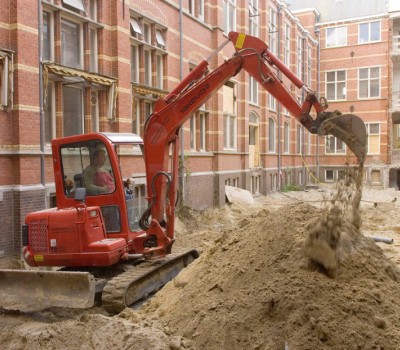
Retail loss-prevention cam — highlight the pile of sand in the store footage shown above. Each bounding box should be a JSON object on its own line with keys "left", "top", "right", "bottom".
{"left": 140, "top": 201, "right": 400, "bottom": 349}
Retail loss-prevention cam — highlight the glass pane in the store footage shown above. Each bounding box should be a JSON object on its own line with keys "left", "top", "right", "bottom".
{"left": 44, "top": 82, "right": 53, "bottom": 143}
{"left": 369, "top": 123, "right": 379, "bottom": 134}
{"left": 370, "top": 21, "right": 380, "bottom": 41}
{"left": 337, "top": 27, "right": 346, "bottom": 46}
{"left": 359, "top": 80, "right": 368, "bottom": 98}
{"left": 337, "top": 70, "right": 345, "bottom": 81}
{"left": 359, "top": 68, "right": 368, "bottom": 79}
{"left": 369, "top": 135, "right": 380, "bottom": 153}
{"left": 337, "top": 82, "right": 346, "bottom": 99}
{"left": 326, "top": 28, "right": 335, "bottom": 47}
{"left": 370, "top": 79, "right": 379, "bottom": 97}
{"left": 370, "top": 67, "right": 379, "bottom": 78}
{"left": 63, "top": 86, "right": 82, "bottom": 136}
{"left": 43, "top": 12, "right": 51, "bottom": 61}
{"left": 326, "top": 71, "right": 335, "bottom": 82}
{"left": 359, "top": 23, "right": 368, "bottom": 43}
{"left": 327, "top": 82, "right": 335, "bottom": 100}
{"left": 61, "top": 19, "right": 80, "bottom": 68}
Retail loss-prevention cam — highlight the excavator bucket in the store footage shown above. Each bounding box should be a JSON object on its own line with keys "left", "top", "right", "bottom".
{"left": 0, "top": 270, "right": 96, "bottom": 312}
{"left": 318, "top": 113, "right": 366, "bottom": 163}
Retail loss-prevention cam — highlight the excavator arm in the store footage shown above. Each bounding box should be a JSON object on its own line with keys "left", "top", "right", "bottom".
{"left": 140, "top": 32, "right": 366, "bottom": 257}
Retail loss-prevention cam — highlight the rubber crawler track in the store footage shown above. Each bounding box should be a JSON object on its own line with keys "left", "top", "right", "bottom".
{"left": 101, "top": 249, "right": 199, "bottom": 314}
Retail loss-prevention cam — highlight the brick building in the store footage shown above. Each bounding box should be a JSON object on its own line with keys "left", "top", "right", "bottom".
{"left": 0, "top": 0, "right": 398, "bottom": 261}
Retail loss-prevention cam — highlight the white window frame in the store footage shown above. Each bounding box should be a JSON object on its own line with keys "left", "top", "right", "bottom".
{"left": 297, "top": 36, "right": 303, "bottom": 78}
{"left": 268, "top": 94, "right": 276, "bottom": 111}
{"left": 326, "top": 70, "right": 346, "bottom": 101}
{"left": 268, "top": 117, "right": 276, "bottom": 153}
{"left": 249, "top": 76, "right": 258, "bottom": 105}
{"left": 199, "top": 112, "right": 207, "bottom": 151}
{"left": 144, "top": 49, "right": 152, "bottom": 86}
{"left": 325, "top": 135, "right": 346, "bottom": 155}
{"left": 358, "top": 67, "right": 380, "bottom": 99}
{"left": 284, "top": 122, "right": 289, "bottom": 154}
{"left": 131, "top": 45, "right": 139, "bottom": 83}
{"left": 284, "top": 22, "right": 291, "bottom": 66}
{"left": 42, "top": 10, "right": 54, "bottom": 61}
{"left": 269, "top": 7, "right": 277, "bottom": 55}
{"left": 359, "top": 21, "right": 381, "bottom": 44}
{"left": 249, "top": 0, "right": 259, "bottom": 37}
{"left": 325, "top": 169, "right": 334, "bottom": 182}
{"left": 189, "top": 0, "right": 204, "bottom": 21}
{"left": 190, "top": 115, "right": 197, "bottom": 151}
{"left": 89, "top": 26, "right": 98, "bottom": 73}
{"left": 224, "top": 114, "right": 237, "bottom": 150}
{"left": 366, "top": 122, "right": 380, "bottom": 155}
{"left": 223, "top": 0, "right": 236, "bottom": 34}
{"left": 326, "top": 26, "right": 347, "bottom": 48}
{"left": 156, "top": 54, "right": 164, "bottom": 89}
{"left": 60, "top": 17, "right": 83, "bottom": 69}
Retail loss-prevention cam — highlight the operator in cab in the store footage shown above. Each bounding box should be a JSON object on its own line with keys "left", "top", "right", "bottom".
{"left": 83, "top": 148, "right": 115, "bottom": 195}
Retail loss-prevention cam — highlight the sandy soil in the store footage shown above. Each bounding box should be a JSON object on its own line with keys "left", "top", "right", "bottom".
{"left": 1, "top": 180, "right": 400, "bottom": 349}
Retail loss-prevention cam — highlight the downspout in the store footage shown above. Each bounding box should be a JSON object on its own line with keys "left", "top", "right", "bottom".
{"left": 315, "top": 18, "right": 321, "bottom": 180}
{"left": 179, "top": 0, "right": 184, "bottom": 207}
{"left": 38, "top": 0, "right": 45, "bottom": 187}
{"left": 277, "top": 5, "right": 282, "bottom": 190}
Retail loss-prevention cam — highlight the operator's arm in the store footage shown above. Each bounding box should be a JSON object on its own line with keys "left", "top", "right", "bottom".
{"left": 83, "top": 166, "right": 109, "bottom": 194}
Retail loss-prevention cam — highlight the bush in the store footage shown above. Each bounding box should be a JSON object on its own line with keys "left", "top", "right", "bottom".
{"left": 281, "top": 184, "right": 302, "bottom": 192}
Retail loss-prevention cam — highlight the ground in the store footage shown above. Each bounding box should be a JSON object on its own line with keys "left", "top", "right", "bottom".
{"left": 1, "top": 180, "right": 400, "bottom": 350}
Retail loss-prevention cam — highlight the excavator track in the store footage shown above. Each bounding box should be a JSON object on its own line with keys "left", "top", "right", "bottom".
{"left": 101, "top": 249, "right": 199, "bottom": 314}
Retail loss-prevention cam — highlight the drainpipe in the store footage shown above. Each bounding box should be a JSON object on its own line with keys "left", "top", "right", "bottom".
{"left": 277, "top": 5, "right": 282, "bottom": 190}
{"left": 315, "top": 17, "right": 321, "bottom": 180}
{"left": 38, "top": 0, "right": 45, "bottom": 187}
{"left": 179, "top": 0, "right": 184, "bottom": 207}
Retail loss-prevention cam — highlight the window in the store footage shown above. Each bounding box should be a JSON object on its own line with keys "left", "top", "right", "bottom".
{"left": 284, "top": 122, "right": 289, "bottom": 154}
{"left": 268, "top": 118, "right": 276, "bottom": 153}
{"left": 359, "top": 67, "right": 380, "bottom": 98}
{"left": 0, "top": 51, "right": 12, "bottom": 109}
{"left": 156, "top": 54, "right": 164, "bottom": 89}
{"left": 284, "top": 23, "right": 291, "bottom": 66}
{"left": 297, "top": 36, "right": 303, "bottom": 78}
{"left": 249, "top": 0, "right": 259, "bottom": 37}
{"left": 326, "top": 26, "right": 347, "bottom": 47}
{"left": 143, "top": 23, "right": 151, "bottom": 44}
{"left": 89, "top": 27, "right": 98, "bottom": 72}
{"left": 61, "top": 18, "right": 81, "bottom": 69}
{"left": 325, "top": 135, "right": 345, "bottom": 155}
{"left": 144, "top": 49, "right": 152, "bottom": 86}
{"left": 199, "top": 112, "right": 207, "bottom": 151}
{"left": 88, "top": 0, "right": 97, "bottom": 21}
{"left": 155, "top": 29, "right": 166, "bottom": 49}
{"left": 43, "top": 11, "right": 52, "bottom": 61}
{"left": 63, "top": 85, "right": 83, "bottom": 136}
{"left": 307, "top": 45, "right": 312, "bottom": 86}
{"left": 224, "top": 115, "right": 237, "bottom": 149}
{"left": 296, "top": 124, "right": 302, "bottom": 154}
{"left": 223, "top": 0, "right": 236, "bottom": 34}
{"left": 62, "top": 0, "right": 85, "bottom": 13}
{"left": 268, "top": 94, "right": 276, "bottom": 111}
{"left": 130, "top": 18, "right": 142, "bottom": 38}
{"left": 249, "top": 76, "right": 258, "bottom": 104}
{"left": 190, "top": 116, "right": 196, "bottom": 150}
{"left": 131, "top": 45, "right": 139, "bottom": 83}
{"left": 325, "top": 170, "right": 334, "bottom": 181}
{"left": 359, "top": 21, "right": 380, "bottom": 43}
{"left": 326, "top": 70, "right": 346, "bottom": 101}
{"left": 44, "top": 81, "right": 54, "bottom": 143}
{"left": 269, "top": 8, "right": 277, "bottom": 55}
{"left": 366, "top": 123, "right": 380, "bottom": 154}
{"left": 189, "top": 0, "right": 204, "bottom": 21}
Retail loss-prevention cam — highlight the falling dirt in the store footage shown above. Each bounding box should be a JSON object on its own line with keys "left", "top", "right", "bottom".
{"left": 2, "top": 165, "right": 400, "bottom": 349}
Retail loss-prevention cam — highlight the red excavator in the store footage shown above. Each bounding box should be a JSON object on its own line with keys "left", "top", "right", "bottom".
{"left": 0, "top": 32, "right": 366, "bottom": 313}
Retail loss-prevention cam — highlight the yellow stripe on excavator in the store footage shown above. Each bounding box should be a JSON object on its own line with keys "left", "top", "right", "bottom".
{"left": 235, "top": 33, "right": 246, "bottom": 49}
